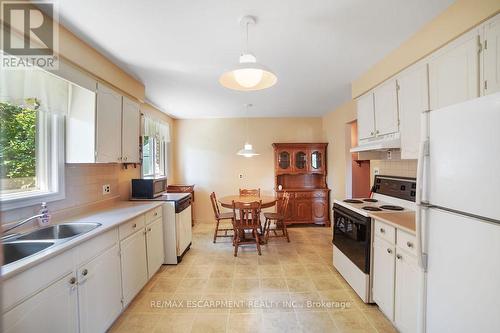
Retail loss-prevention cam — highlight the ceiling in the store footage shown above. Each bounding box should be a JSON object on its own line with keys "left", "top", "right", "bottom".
{"left": 50, "top": 0, "right": 453, "bottom": 119}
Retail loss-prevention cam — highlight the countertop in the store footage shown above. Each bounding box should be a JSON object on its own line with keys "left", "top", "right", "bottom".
{"left": 2, "top": 201, "right": 163, "bottom": 279}
{"left": 130, "top": 192, "right": 191, "bottom": 202}
{"left": 368, "top": 211, "right": 416, "bottom": 234}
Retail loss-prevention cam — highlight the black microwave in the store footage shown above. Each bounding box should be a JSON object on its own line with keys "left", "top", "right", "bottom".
{"left": 131, "top": 177, "right": 167, "bottom": 199}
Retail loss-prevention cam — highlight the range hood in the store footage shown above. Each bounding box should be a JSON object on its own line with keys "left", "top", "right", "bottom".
{"left": 350, "top": 137, "right": 400, "bottom": 152}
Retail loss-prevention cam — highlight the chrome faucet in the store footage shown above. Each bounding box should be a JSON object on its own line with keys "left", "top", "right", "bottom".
{"left": 2, "top": 213, "right": 46, "bottom": 235}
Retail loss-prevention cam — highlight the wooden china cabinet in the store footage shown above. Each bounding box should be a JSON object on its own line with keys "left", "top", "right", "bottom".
{"left": 272, "top": 143, "right": 330, "bottom": 226}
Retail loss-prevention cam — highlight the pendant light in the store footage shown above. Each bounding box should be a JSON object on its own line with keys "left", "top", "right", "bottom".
{"left": 237, "top": 104, "right": 260, "bottom": 157}
{"left": 219, "top": 16, "right": 277, "bottom": 91}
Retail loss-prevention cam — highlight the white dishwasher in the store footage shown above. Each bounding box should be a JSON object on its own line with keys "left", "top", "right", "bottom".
{"left": 131, "top": 193, "right": 192, "bottom": 264}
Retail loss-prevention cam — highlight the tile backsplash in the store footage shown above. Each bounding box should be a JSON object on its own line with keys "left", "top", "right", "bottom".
{"left": 370, "top": 160, "right": 417, "bottom": 185}
{"left": 1, "top": 164, "right": 140, "bottom": 225}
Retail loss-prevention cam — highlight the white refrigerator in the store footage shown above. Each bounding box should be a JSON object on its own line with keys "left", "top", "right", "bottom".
{"left": 416, "top": 93, "right": 500, "bottom": 333}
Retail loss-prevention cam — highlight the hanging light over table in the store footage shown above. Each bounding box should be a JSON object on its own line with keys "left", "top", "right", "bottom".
{"left": 220, "top": 16, "right": 277, "bottom": 91}
{"left": 237, "top": 104, "right": 260, "bottom": 157}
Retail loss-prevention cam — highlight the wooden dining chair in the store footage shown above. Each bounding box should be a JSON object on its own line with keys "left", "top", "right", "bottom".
{"left": 231, "top": 200, "right": 262, "bottom": 257}
{"left": 239, "top": 188, "right": 261, "bottom": 197}
{"left": 263, "top": 192, "right": 291, "bottom": 242}
{"left": 210, "top": 192, "right": 234, "bottom": 243}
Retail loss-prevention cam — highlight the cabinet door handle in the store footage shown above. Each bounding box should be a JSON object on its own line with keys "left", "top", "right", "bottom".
{"left": 380, "top": 228, "right": 385, "bottom": 233}
{"left": 386, "top": 248, "right": 392, "bottom": 254}
{"left": 154, "top": 212, "right": 158, "bottom": 216}
{"left": 370, "top": 131, "right": 374, "bottom": 136}
{"left": 118, "top": 157, "right": 122, "bottom": 161}
{"left": 147, "top": 227, "right": 152, "bottom": 232}
{"left": 124, "top": 156, "right": 128, "bottom": 161}
{"left": 132, "top": 223, "right": 137, "bottom": 228}
{"left": 82, "top": 269, "right": 88, "bottom": 276}
{"left": 69, "top": 277, "right": 77, "bottom": 285}
{"left": 396, "top": 254, "right": 402, "bottom": 260}
{"left": 406, "top": 241, "right": 414, "bottom": 248}
{"left": 376, "top": 130, "right": 380, "bottom": 134}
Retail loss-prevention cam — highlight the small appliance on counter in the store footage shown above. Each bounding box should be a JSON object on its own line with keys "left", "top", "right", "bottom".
{"left": 131, "top": 180, "right": 192, "bottom": 264}
{"left": 131, "top": 176, "right": 168, "bottom": 199}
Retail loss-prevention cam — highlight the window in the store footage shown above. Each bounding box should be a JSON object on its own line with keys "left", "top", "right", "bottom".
{"left": 0, "top": 67, "right": 66, "bottom": 210}
{"left": 142, "top": 116, "right": 170, "bottom": 178}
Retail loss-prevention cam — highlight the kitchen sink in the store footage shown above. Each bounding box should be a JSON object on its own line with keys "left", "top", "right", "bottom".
{"left": 16, "top": 223, "right": 101, "bottom": 241}
{"left": 2, "top": 222, "right": 102, "bottom": 267}
{"left": 3, "top": 241, "right": 55, "bottom": 265}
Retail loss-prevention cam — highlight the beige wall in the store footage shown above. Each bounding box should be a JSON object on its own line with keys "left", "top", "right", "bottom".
{"left": 173, "top": 117, "right": 323, "bottom": 223}
{"left": 321, "top": 101, "right": 357, "bottom": 202}
{"left": 370, "top": 160, "right": 417, "bottom": 186}
{"left": 0, "top": 0, "right": 145, "bottom": 101}
{"left": 1, "top": 164, "right": 140, "bottom": 225}
{"left": 352, "top": 0, "right": 500, "bottom": 98}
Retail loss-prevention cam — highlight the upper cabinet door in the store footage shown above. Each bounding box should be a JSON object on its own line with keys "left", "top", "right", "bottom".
{"left": 96, "top": 83, "right": 122, "bottom": 163}
{"left": 309, "top": 149, "right": 325, "bottom": 174}
{"left": 293, "top": 150, "right": 308, "bottom": 173}
{"left": 121, "top": 97, "right": 140, "bottom": 163}
{"left": 276, "top": 149, "right": 292, "bottom": 174}
{"left": 397, "top": 64, "right": 429, "bottom": 159}
{"left": 373, "top": 79, "right": 399, "bottom": 136}
{"left": 483, "top": 14, "right": 500, "bottom": 95}
{"left": 357, "top": 93, "right": 375, "bottom": 140}
{"left": 429, "top": 30, "right": 480, "bottom": 110}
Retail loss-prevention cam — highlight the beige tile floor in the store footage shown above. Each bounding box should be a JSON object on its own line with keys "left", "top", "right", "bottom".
{"left": 109, "top": 222, "right": 397, "bottom": 333}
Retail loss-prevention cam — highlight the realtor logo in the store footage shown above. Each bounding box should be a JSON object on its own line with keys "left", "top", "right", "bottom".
{"left": 1, "top": 1, "right": 59, "bottom": 69}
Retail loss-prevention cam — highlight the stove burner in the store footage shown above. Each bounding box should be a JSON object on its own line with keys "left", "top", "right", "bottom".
{"left": 362, "top": 206, "right": 382, "bottom": 211}
{"left": 380, "top": 205, "right": 404, "bottom": 211}
{"left": 362, "top": 198, "right": 378, "bottom": 202}
{"left": 343, "top": 199, "right": 363, "bottom": 204}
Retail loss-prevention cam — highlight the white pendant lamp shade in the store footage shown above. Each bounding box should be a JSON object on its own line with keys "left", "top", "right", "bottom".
{"left": 237, "top": 143, "right": 259, "bottom": 157}
{"left": 237, "top": 104, "right": 260, "bottom": 157}
{"left": 219, "top": 16, "right": 277, "bottom": 91}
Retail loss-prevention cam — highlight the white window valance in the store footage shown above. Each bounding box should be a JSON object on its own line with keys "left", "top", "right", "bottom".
{"left": 143, "top": 114, "right": 170, "bottom": 143}
{"left": 0, "top": 67, "right": 70, "bottom": 115}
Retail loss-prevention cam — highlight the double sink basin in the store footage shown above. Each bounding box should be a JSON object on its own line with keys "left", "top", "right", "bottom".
{"left": 3, "top": 223, "right": 101, "bottom": 266}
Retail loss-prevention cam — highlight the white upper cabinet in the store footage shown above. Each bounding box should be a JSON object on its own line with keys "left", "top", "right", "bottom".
{"left": 121, "top": 96, "right": 140, "bottom": 163}
{"left": 96, "top": 83, "right": 123, "bottom": 163}
{"left": 397, "top": 64, "right": 429, "bottom": 159}
{"left": 428, "top": 29, "right": 480, "bottom": 110}
{"left": 373, "top": 79, "right": 399, "bottom": 136}
{"left": 357, "top": 92, "right": 376, "bottom": 140}
{"left": 483, "top": 14, "right": 500, "bottom": 95}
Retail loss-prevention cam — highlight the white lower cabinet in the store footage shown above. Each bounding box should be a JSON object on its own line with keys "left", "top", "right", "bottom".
{"left": 78, "top": 243, "right": 123, "bottom": 333}
{"left": 372, "top": 219, "right": 419, "bottom": 333}
{"left": 3, "top": 272, "right": 79, "bottom": 333}
{"left": 2, "top": 206, "right": 164, "bottom": 333}
{"left": 372, "top": 237, "right": 395, "bottom": 319}
{"left": 120, "top": 228, "right": 148, "bottom": 306}
{"left": 394, "top": 249, "right": 419, "bottom": 333}
{"left": 146, "top": 218, "right": 165, "bottom": 279}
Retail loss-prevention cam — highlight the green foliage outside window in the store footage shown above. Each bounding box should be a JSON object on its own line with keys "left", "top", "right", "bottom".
{"left": 0, "top": 100, "right": 37, "bottom": 188}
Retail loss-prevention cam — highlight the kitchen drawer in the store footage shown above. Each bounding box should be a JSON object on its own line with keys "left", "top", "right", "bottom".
{"left": 76, "top": 227, "right": 118, "bottom": 265}
{"left": 295, "top": 192, "right": 312, "bottom": 199}
{"left": 396, "top": 229, "right": 417, "bottom": 256}
{"left": 312, "top": 191, "right": 327, "bottom": 198}
{"left": 119, "top": 215, "right": 145, "bottom": 240}
{"left": 145, "top": 206, "right": 162, "bottom": 224}
{"left": 374, "top": 219, "right": 396, "bottom": 244}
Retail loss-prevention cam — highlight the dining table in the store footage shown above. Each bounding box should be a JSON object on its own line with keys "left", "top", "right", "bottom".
{"left": 218, "top": 195, "right": 277, "bottom": 209}
{"left": 218, "top": 195, "right": 277, "bottom": 244}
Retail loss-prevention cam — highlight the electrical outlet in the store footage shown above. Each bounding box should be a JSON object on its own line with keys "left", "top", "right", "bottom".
{"left": 238, "top": 173, "right": 243, "bottom": 179}
{"left": 102, "top": 184, "right": 111, "bottom": 195}
{"left": 374, "top": 168, "right": 380, "bottom": 175}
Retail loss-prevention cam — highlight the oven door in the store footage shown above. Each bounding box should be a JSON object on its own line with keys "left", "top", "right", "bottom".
{"left": 332, "top": 205, "right": 371, "bottom": 273}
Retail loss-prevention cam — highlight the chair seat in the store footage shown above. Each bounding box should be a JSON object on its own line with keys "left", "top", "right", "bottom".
{"left": 263, "top": 212, "right": 284, "bottom": 220}
{"left": 218, "top": 212, "right": 234, "bottom": 220}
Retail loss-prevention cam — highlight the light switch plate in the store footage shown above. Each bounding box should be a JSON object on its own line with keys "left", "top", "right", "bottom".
{"left": 373, "top": 168, "right": 380, "bottom": 175}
